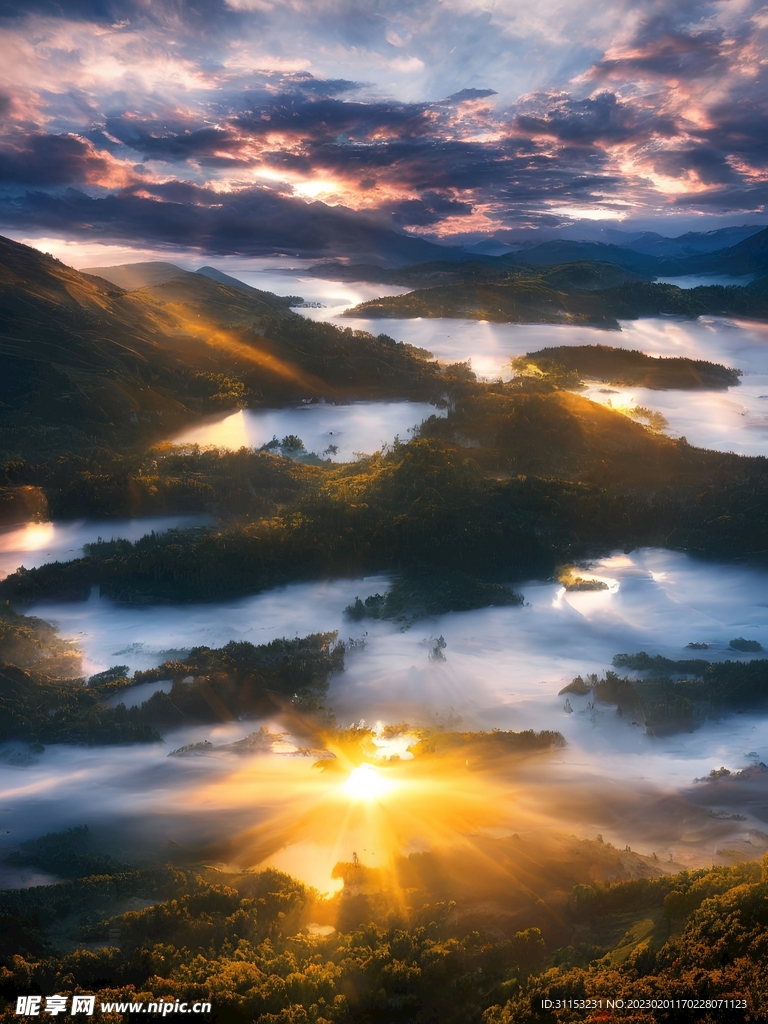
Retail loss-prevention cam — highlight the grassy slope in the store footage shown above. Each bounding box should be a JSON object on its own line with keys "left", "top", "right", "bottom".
{"left": 0, "top": 239, "right": 202, "bottom": 445}
{"left": 418, "top": 386, "right": 743, "bottom": 486}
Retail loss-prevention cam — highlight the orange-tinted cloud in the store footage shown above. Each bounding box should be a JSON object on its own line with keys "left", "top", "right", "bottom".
{"left": 0, "top": 0, "right": 766, "bottom": 248}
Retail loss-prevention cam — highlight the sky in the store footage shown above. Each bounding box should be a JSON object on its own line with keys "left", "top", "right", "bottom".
{"left": 0, "top": 0, "right": 767, "bottom": 261}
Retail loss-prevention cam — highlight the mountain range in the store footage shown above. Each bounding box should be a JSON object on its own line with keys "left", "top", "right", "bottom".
{"left": 310, "top": 226, "right": 768, "bottom": 284}
{"left": 505, "top": 225, "right": 768, "bottom": 277}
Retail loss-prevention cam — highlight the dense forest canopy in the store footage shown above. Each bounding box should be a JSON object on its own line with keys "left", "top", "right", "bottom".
{"left": 2, "top": 833, "right": 768, "bottom": 1023}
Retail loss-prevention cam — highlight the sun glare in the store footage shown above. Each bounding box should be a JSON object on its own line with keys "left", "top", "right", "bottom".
{"left": 342, "top": 764, "right": 394, "bottom": 802}
{"left": 0, "top": 521, "right": 55, "bottom": 553}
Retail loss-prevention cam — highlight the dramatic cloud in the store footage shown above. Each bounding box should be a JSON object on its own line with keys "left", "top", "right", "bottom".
{"left": 0, "top": 133, "right": 135, "bottom": 187}
{"left": 0, "top": 0, "right": 765, "bottom": 256}
{"left": 0, "top": 183, "right": 463, "bottom": 263}
{"left": 515, "top": 92, "right": 678, "bottom": 146}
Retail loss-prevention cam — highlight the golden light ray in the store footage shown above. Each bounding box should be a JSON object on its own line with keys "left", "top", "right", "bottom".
{"left": 119, "top": 284, "right": 339, "bottom": 398}
{"left": 162, "top": 306, "right": 337, "bottom": 395}
{"left": 189, "top": 738, "right": 556, "bottom": 904}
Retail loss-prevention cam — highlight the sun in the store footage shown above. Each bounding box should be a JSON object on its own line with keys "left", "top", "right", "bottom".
{"left": 342, "top": 764, "right": 394, "bottom": 802}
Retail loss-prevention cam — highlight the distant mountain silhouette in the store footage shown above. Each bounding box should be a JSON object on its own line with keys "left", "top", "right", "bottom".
{"left": 195, "top": 266, "right": 298, "bottom": 304}
{"left": 81, "top": 261, "right": 190, "bottom": 289}
{"left": 504, "top": 227, "right": 768, "bottom": 278}
{"left": 620, "top": 224, "right": 763, "bottom": 258}
{"left": 500, "top": 241, "right": 661, "bottom": 275}
{"left": 688, "top": 225, "right": 768, "bottom": 276}
{"left": 322, "top": 227, "right": 768, "bottom": 284}
{"left": 84, "top": 260, "right": 300, "bottom": 304}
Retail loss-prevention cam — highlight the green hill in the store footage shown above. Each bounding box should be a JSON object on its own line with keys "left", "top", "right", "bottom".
{"left": 6, "top": 379, "right": 768, "bottom": 604}
{"left": 517, "top": 345, "right": 741, "bottom": 390}
{"left": 345, "top": 269, "right": 768, "bottom": 327}
{"left": 311, "top": 257, "right": 650, "bottom": 290}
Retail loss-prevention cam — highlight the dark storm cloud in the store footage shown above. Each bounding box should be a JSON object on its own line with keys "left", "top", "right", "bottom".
{"left": 260, "top": 135, "right": 496, "bottom": 189}
{"left": 0, "top": 118, "right": 633, "bottom": 255}
{"left": 592, "top": 29, "right": 731, "bottom": 81}
{"left": 587, "top": 1, "right": 746, "bottom": 83}
{"left": 0, "top": 53, "right": 755, "bottom": 248}
{"left": 669, "top": 180, "right": 768, "bottom": 213}
{"left": 0, "top": 133, "right": 117, "bottom": 186}
{"left": 704, "top": 104, "right": 768, "bottom": 169}
{"left": 570, "top": 3, "right": 768, "bottom": 214}
{"left": 232, "top": 94, "right": 433, "bottom": 140}
{"left": 0, "top": 184, "right": 455, "bottom": 262}
{"left": 494, "top": 159, "right": 626, "bottom": 209}
{"left": 515, "top": 92, "right": 677, "bottom": 145}
{"left": 101, "top": 120, "right": 248, "bottom": 165}
{"left": 245, "top": 121, "right": 624, "bottom": 210}
{"left": 279, "top": 73, "right": 361, "bottom": 97}
{"left": 440, "top": 89, "right": 498, "bottom": 104}
{"left": 97, "top": 81, "right": 503, "bottom": 188}
{"left": 96, "top": 73, "right": 382, "bottom": 165}
{"left": 390, "top": 191, "right": 473, "bottom": 228}
{"left": 0, "top": 69, "right": 640, "bottom": 250}
{"left": 652, "top": 147, "right": 737, "bottom": 186}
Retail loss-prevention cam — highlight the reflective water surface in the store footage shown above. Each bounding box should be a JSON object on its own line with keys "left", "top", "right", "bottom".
{"left": 172, "top": 401, "right": 444, "bottom": 460}
{"left": 336, "top": 315, "right": 768, "bottom": 455}
{"left": 0, "top": 514, "right": 213, "bottom": 581}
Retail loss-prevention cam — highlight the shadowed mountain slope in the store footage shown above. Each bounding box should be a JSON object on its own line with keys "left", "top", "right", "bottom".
{"left": 194, "top": 265, "right": 303, "bottom": 302}
{"left": 621, "top": 223, "right": 764, "bottom": 257}
{"left": 0, "top": 237, "right": 442, "bottom": 459}
{"left": 310, "top": 258, "right": 650, "bottom": 290}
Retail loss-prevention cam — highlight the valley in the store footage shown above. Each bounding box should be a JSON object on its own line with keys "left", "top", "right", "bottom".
{"left": 3, "top": 232, "right": 768, "bottom": 1022}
